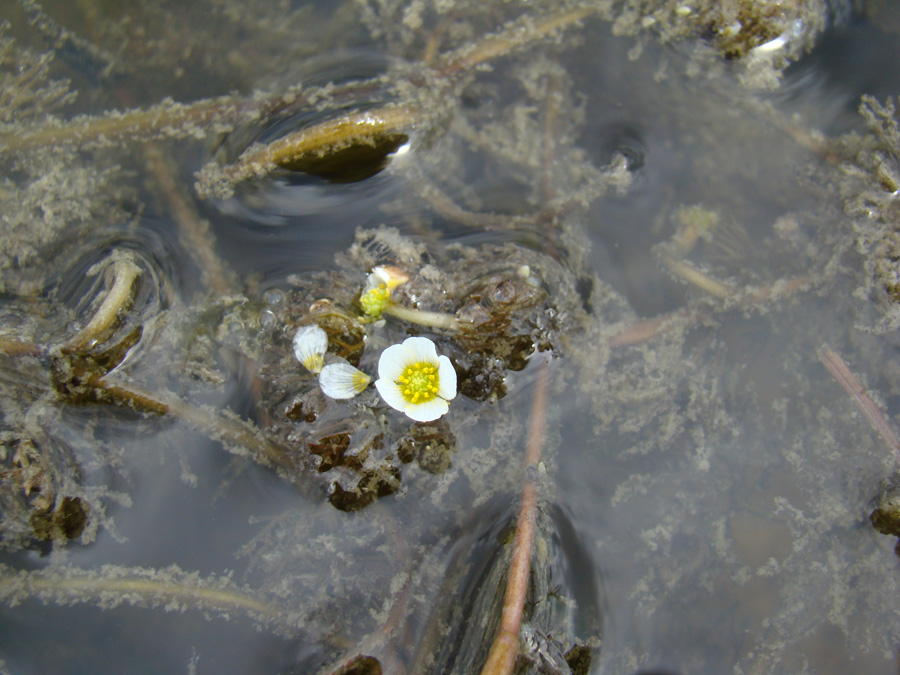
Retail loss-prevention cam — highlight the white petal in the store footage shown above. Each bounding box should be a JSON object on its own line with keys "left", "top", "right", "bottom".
{"left": 375, "top": 377, "right": 450, "bottom": 422}
{"left": 369, "top": 265, "right": 409, "bottom": 290}
{"left": 319, "top": 363, "right": 371, "bottom": 399}
{"left": 377, "top": 342, "right": 412, "bottom": 381}
{"left": 436, "top": 355, "right": 457, "bottom": 401}
{"left": 402, "top": 336, "right": 439, "bottom": 364}
{"left": 405, "top": 397, "right": 449, "bottom": 422}
{"left": 374, "top": 377, "right": 408, "bottom": 412}
{"left": 293, "top": 324, "right": 328, "bottom": 374}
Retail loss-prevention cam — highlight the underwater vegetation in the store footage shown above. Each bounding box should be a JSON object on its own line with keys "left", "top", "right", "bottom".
{"left": 1, "top": 0, "right": 900, "bottom": 673}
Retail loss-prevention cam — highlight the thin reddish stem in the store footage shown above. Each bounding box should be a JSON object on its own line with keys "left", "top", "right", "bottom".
{"left": 819, "top": 346, "right": 900, "bottom": 459}
{"left": 480, "top": 358, "right": 549, "bottom": 675}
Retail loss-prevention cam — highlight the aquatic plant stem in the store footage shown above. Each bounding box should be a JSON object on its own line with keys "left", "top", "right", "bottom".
{"left": 10, "top": 572, "right": 272, "bottom": 613}
{"left": 0, "top": 337, "right": 42, "bottom": 357}
{"left": 418, "top": 179, "right": 536, "bottom": 231}
{"left": 433, "top": 6, "right": 594, "bottom": 77}
{"left": 92, "top": 374, "right": 298, "bottom": 475}
{"left": 742, "top": 97, "right": 842, "bottom": 165}
{"left": 819, "top": 346, "right": 900, "bottom": 458}
{"left": 660, "top": 253, "right": 731, "bottom": 300}
{"left": 0, "top": 563, "right": 296, "bottom": 636}
{"left": 196, "top": 105, "right": 419, "bottom": 199}
{"left": 38, "top": 246, "right": 294, "bottom": 471}
{"left": 5, "top": 5, "right": 598, "bottom": 202}
{"left": 383, "top": 302, "right": 460, "bottom": 331}
{"left": 541, "top": 74, "right": 561, "bottom": 205}
{"left": 479, "top": 358, "right": 549, "bottom": 675}
{"left": 319, "top": 511, "right": 414, "bottom": 675}
{"left": 607, "top": 274, "right": 815, "bottom": 348}
{"left": 607, "top": 309, "right": 695, "bottom": 349}
{"left": 63, "top": 255, "right": 141, "bottom": 354}
{"left": 0, "top": 94, "right": 243, "bottom": 154}
{"left": 142, "top": 143, "right": 233, "bottom": 295}
{"left": 0, "top": 79, "right": 386, "bottom": 155}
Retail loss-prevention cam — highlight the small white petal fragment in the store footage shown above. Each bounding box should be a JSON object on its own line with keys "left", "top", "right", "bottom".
{"left": 375, "top": 336, "right": 457, "bottom": 422}
{"left": 319, "top": 363, "right": 372, "bottom": 399}
{"left": 369, "top": 265, "right": 410, "bottom": 290}
{"left": 293, "top": 324, "right": 328, "bottom": 374}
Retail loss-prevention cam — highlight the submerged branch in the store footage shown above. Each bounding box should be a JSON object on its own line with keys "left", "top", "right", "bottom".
{"left": 742, "top": 97, "right": 842, "bottom": 165}
{"left": 4, "top": 5, "right": 599, "bottom": 203}
{"left": 0, "top": 337, "right": 42, "bottom": 358}
{"left": 16, "top": 0, "right": 119, "bottom": 80}
{"left": 195, "top": 105, "right": 419, "bottom": 199}
{"left": 0, "top": 79, "right": 391, "bottom": 155}
{"left": 0, "top": 94, "right": 245, "bottom": 154}
{"left": 819, "top": 346, "right": 900, "bottom": 459}
{"left": 63, "top": 255, "right": 142, "bottom": 354}
{"left": 143, "top": 143, "right": 233, "bottom": 295}
{"left": 85, "top": 373, "right": 297, "bottom": 475}
{"left": 608, "top": 274, "right": 815, "bottom": 349}
{"left": 433, "top": 6, "right": 595, "bottom": 77}
{"left": 418, "top": 179, "right": 537, "bottom": 231}
{"left": 660, "top": 253, "right": 732, "bottom": 301}
{"left": 0, "top": 563, "right": 298, "bottom": 637}
{"left": 480, "top": 358, "right": 549, "bottom": 675}
{"left": 607, "top": 308, "right": 697, "bottom": 349}
{"left": 29, "top": 247, "right": 297, "bottom": 474}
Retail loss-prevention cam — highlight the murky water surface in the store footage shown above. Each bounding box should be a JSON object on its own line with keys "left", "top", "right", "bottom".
{"left": 2, "top": 1, "right": 900, "bottom": 673}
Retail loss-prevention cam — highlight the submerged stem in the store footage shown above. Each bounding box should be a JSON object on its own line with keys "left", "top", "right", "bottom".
{"left": 660, "top": 253, "right": 732, "bottom": 301}
{"left": 480, "top": 358, "right": 549, "bottom": 675}
{"left": 0, "top": 337, "right": 42, "bottom": 358}
{"left": 195, "top": 105, "right": 419, "bottom": 199}
{"left": 63, "top": 254, "right": 142, "bottom": 354}
{"left": 0, "top": 79, "right": 386, "bottom": 155}
{"left": 433, "top": 6, "right": 595, "bottom": 77}
{"left": 418, "top": 179, "right": 536, "bottom": 231}
{"left": 819, "top": 346, "right": 900, "bottom": 460}
{"left": 142, "top": 143, "right": 233, "bottom": 295}
{"left": 0, "top": 94, "right": 243, "bottom": 154}
{"left": 608, "top": 274, "right": 814, "bottom": 349}
{"left": 383, "top": 302, "right": 460, "bottom": 331}
{"left": 5, "top": 5, "right": 599, "bottom": 204}
{"left": 0, "top": 563, "right": 296, "bottom": 636}
{"left": 92, "top": 374, "right": 297, "bottom": 475}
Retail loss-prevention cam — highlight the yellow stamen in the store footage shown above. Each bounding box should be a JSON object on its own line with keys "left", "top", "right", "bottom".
{"left": 397, "top": 360, "right": 440, "bottom": 404}
{"left": 360, "top": 284, "right": 391, "bottom": 317}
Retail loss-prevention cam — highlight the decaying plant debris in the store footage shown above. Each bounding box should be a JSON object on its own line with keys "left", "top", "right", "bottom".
{"left": 1, "top": 0, "right": 900, "bottom": 673}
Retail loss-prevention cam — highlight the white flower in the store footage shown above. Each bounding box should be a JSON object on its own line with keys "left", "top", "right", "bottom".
{"left": 319, "top": 362, "right": 372, "bottom": 399}
{"left": 375, "top": 336, "right": 456, "bottom": 422}
{"left": 293, "top": 324, "right": 328, "bottom": 374}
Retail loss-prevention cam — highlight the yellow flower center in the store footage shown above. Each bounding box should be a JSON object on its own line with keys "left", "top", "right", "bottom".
{"left": 397, "top": 361, "right": 439, "bottom": 404}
